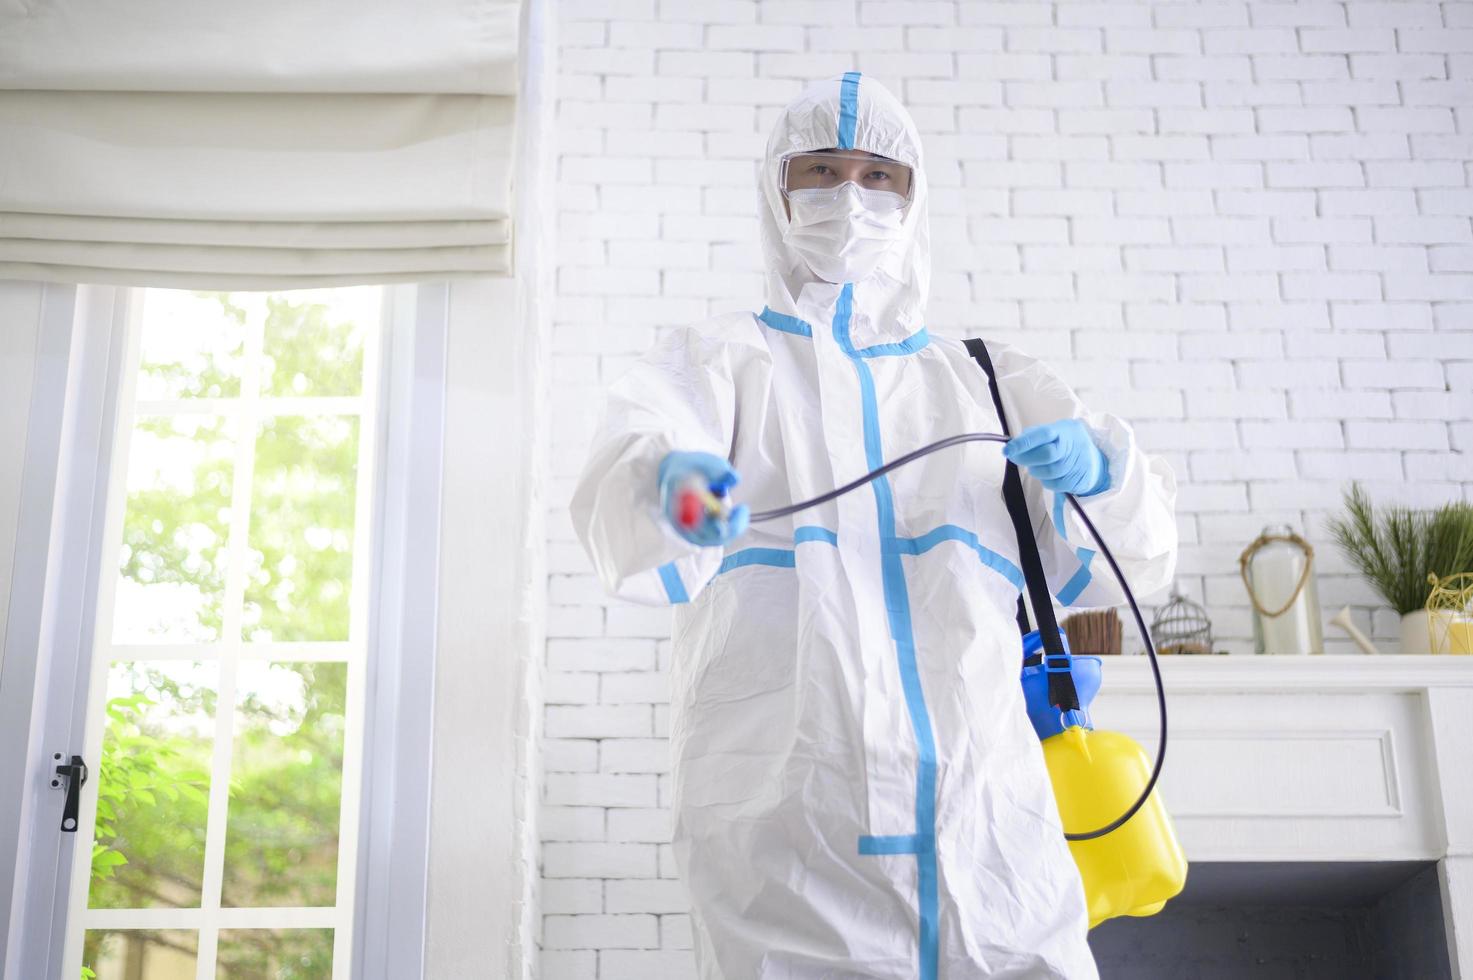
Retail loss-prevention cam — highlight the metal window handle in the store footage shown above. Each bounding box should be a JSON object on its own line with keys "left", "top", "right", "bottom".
{"left": 51, "top": 753, "right": 88, "bottom": 833}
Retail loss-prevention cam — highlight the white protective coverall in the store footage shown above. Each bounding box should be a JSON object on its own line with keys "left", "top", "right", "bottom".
{"left": 571, "top": 73, "right": 1178, "bottom": 979}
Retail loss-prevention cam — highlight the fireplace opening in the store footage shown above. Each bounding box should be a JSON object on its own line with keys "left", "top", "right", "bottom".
{"left": 1090, "top": 861, "right": 1452, "bottom": 980}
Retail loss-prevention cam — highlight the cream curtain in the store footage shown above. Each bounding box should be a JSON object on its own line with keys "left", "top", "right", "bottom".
{"left": 0, "top": 0, "right": 520, "bottom": 287}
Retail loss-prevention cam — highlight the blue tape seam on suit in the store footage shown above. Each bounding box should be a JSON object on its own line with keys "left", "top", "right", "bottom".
{"left": 717, "top": 527, "right": 834, "bottom": 575}
{"left": 794, "top": 525, "right": 839, "bottom": 546}
{"left": 1051, "top": 491, "right": 1096, "bottom": 605}
{"left": 891, "top": 525, "right": 1025, "bottom": 592}
{"left": 658, "top": 562, "right": 690, "bottom": 604}
{"left": 834, "top": 279, "right": 940, "bottom": 980}
{"left": 715, "top": 525, "right": 1024, "bottom": 597}
{"left": 717, "top": 547, "right": 794, "bottom": 574}
{"left": 837, "top": 71, "right": 861, "bottom": 149}
{"left": 760, "top": 308, "right": 929, "bottom": 358}
{"left": 758, "top": 307, "right": 812, "bottom": 338}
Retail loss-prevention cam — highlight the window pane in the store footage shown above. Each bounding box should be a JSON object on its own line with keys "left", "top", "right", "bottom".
{"left": 114, "top": 415, "right": 235, "bottom": 644}
{"left": 259, "top": 289, "right": 370, "bottom": 398}
{"left": 135, "top": 290, "right": 248, "bottom": 400}
{"left": 216, "top": 929, "right": 333, "bottom": 979}
{"left": 243, "top": 416, "right": 359, "bottom": 643}
{"left": 83, "top": 929, "right": 197, "bottom": 980}
{"left": 72, "top": 285, "right": 381, "bottom": 979}
{"left": 222, "top": 662, "right": 346, "bottom": 909}
{"left": 89, "top": 663, "right": 214, "bottom": 910}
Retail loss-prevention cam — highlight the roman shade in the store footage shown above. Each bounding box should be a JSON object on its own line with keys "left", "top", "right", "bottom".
{"left": 0, "top": 0, "right": 520, "bottom": 287}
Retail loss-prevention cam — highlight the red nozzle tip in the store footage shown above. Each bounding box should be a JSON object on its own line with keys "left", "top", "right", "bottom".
{"left": 676, "top": 490, "right": 703, "bottom": 529}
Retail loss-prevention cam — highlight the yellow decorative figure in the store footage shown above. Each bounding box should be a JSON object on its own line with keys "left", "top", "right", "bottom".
{"left": 1041, "top": 725, "right": 1188, "bottom": 929}
{"left": 1426, "top": 573, "right": 1473, "bottom": 655}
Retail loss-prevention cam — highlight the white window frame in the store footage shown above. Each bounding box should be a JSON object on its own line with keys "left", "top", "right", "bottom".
{"left": 0, "top": 280, "right": 447, "bottom": 980}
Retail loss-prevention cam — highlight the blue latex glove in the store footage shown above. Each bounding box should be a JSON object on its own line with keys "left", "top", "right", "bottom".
{"left": 1003, "top": 420, "right": 1111, "bottom": 497}
{"left": 657, "top": 451, "right": 750, "bottom": 546}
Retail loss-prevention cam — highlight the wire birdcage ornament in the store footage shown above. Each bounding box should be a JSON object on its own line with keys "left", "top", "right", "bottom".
{"left": 1426, "top": 572, "right": 1473, "bottom": 655}
{"left": 1150, "top": 591, "right": 1215, "bottom": 656}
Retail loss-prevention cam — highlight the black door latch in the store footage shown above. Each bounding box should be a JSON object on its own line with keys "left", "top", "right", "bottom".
{"left": 51, "top": 753, "right": 88, "bottom": 833}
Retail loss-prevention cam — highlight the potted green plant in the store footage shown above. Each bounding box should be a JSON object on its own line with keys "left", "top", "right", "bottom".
{"left": 1326, "top": 485, "right": 1473, "bottom": 654}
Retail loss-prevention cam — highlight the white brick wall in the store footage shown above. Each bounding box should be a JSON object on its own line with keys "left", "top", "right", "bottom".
{"left": 541, "top": 3, "right": 1472, "bottom": 976}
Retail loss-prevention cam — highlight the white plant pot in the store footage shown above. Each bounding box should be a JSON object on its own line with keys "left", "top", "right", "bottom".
{"left": 1400, "top": 610, "right": 1434, "bottom": 655}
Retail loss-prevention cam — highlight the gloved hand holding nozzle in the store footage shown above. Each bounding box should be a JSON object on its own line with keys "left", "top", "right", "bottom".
{"left": 658, "top": 451, "right": 750, "bottom": 546}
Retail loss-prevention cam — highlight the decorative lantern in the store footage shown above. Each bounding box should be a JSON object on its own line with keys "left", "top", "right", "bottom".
{"left": 1150, "top": 591, "right": 1214, "bottom": 656}
{"left": 1239, "top": 525, "right": 1324, "bottom": 656}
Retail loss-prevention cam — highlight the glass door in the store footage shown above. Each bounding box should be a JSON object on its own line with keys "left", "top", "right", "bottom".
{"left": 61, "top": 287, "right": 385, "bottom": 980}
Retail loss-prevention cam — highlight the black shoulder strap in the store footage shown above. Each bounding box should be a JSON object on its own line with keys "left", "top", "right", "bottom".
{"left": 964, "top": 338, "right": 1080, "bottom": 713}
{"left": 965, "top": 338, "right": 1033, "bottom": 639}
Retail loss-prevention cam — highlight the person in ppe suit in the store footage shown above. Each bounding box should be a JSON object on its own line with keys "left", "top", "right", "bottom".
{"left": 571, "top": 73, "right": 1177, "bottom": 980}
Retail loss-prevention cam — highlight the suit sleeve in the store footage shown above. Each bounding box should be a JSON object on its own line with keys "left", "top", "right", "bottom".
{"left": 569, "top": 326, "right": 740, "bottom": 606}
{"left": 991, "top": 344, "right": 1179, "bottom": 609}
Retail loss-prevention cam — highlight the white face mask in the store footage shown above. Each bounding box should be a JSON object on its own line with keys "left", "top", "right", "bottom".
{"left": 783, "top": 182, "right": 907, "bottom": 284}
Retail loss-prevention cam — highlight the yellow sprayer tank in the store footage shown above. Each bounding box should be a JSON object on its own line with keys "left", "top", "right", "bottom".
{"left": 1042, "top": 725, "right": 1187, "bottom": 928}
{"left": 1020, "top": 630, "right": 1187, "bottom": 928}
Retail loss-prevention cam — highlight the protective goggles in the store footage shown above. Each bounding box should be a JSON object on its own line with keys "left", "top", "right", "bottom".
{"left": 779, "top": 151, "right": 914, "bottom": 210}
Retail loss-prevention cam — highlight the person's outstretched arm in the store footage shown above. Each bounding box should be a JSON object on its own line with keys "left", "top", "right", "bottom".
{"left": 570, "top": 326, "right": 744, "bottom": 606}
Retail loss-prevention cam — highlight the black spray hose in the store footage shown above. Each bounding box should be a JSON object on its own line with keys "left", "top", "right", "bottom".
{"left": 748, "top": 432, "right": 1168, "bottom": 842}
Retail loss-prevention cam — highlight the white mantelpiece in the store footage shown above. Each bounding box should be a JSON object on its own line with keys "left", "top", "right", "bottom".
{"left": 1090, "top": 655, "right": 1473, "bottom": 978}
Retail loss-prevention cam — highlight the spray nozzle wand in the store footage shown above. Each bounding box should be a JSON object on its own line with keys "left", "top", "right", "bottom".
{"left": 673, "top": 473, "right": 736, "bottom": 533}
